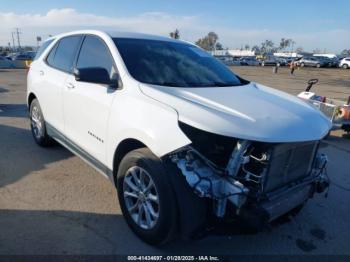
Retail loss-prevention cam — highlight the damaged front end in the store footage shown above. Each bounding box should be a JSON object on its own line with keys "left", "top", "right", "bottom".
{"left": 169, "top": 122, "right": 329, "bottom": 223}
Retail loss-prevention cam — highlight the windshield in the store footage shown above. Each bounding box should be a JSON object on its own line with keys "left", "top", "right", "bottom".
{"left": 113, "top": 38, "right": 248, "bottom": 87}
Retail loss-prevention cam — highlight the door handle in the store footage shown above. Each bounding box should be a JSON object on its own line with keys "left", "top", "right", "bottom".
{"left": 66, "top": 83, "right": 75, "bottom": 89}
{"left": 39, "top": 70, "right": 44, "bottom": 76}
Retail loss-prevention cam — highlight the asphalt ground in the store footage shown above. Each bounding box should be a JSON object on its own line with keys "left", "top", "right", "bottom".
{"left": 0, "top": 67, "right": 349, "bottom": 255}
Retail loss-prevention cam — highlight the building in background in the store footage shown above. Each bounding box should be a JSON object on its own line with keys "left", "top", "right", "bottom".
{"left": 313, "top": 53, "right": 338, "bottom": 59}
{"left": 273, "top": 52, "right": 303, "bottom": 58}
{"left": 209, "top": 49, "right": 255, "bottom": 57}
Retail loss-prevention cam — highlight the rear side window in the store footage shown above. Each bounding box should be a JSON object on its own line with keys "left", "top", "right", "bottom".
{"left": 76, "top": 36, "right": 116, "bottom": 77}
{"left": 46, "top": 35, "right": 82, "bottom": 73}
{"left": 34, "top": 39, "right": 54, "bottom": 60}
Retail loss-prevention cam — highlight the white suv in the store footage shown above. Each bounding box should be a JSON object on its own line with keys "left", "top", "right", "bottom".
{"left": 339, "top": 57, "right": 350, "bottom": 69}
{"left": 27, "top": 30, "right": 331, "bottom": 245}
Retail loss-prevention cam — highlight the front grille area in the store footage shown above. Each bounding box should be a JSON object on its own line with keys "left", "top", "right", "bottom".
{"left": 263, "top": 141, "right": 318, "bottom": 192}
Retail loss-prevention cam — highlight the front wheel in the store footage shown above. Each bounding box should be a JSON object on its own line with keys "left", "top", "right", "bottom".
{"left": 29, "top": 99, "right": 53, "bottom": 147}
{"left": 117, "top": 148, "right": 178, "bottom": 245}
{"left": 316, "top": 63, "right": 321, "bottom": 68}
{"left": 300, "top": 62, "right": 305, "bottom": 67}
{"left": 343, "top": 64, "right": 349, "bottom": 69}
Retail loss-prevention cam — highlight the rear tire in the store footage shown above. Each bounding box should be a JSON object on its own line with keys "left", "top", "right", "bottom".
{"left": 29, "top": 99, "right": 53, "bottom": 147}
{"left": 117, "top": 148, "right": 178, "bottom": 245}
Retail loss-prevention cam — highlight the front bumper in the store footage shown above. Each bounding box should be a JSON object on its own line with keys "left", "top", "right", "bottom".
{"left": 242, "top": 172, "right": 329, "bottom": 223}
{"left": 261, "top": 184, "right": 312, "bottom": 221}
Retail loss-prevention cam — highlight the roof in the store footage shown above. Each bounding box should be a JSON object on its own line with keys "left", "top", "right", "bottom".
{"left": 107, "top": 31, "right": 177, "bottom": 42}
{"left": 45, "top": 30, "right": 182, "bottom": 43}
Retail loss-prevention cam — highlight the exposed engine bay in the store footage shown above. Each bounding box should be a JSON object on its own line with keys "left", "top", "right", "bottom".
{"left": 170, "top": 122, "right": 329, "bottom": 222}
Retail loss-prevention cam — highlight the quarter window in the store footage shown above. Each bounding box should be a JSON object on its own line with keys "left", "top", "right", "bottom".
{"left": 76, "top": 36, "right": 116, "bottom": 78}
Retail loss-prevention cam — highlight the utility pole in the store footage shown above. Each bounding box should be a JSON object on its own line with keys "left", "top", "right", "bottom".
{"left": 11, "top": 32, "right": 16, "bottom": 52}
{"left": 14, "top": 28, "right": 21, "bottom": 51}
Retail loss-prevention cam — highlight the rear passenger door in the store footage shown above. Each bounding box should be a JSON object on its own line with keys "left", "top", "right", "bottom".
{"left": 37, "top": 35, "right": 82, "bottom": 133}
{"left": 63, "top": 35, "right": 118, "bottom": 165}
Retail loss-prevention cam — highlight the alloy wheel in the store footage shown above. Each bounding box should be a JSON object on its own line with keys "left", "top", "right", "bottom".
{"left": 31, "top": 105, "right": 43, "bottom": 139}
{"left": 123, "top": 166, "right": 160, "bottom": 230}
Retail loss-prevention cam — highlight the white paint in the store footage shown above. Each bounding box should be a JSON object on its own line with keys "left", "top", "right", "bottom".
{"left": 28, "top": 30, "right": 332, "bottom": 173}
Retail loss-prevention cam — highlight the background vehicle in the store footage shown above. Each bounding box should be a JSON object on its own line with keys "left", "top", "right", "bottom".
{"left": 339, "top": 57, "right": 350, "bottom": 69}
{"left": 240, "top": 56, "right": 261, "bottom": 66}
{"left": 0, "top": 56, "right": 14, "bottom": 68}
{"left": 316, "top": 56, "right": 337, "bottom": 67}
{"left": 261, "top": 56, "right": 281, "bottom": 66}
{"left": 216, "top": 56, "right": 241, "bottom": 66}
{"left": 27, "top": 30, "right": 331, "bottom": 245}
{"left": 12, "top": 54, "right": 33, "bottom": 61}
{"left": 298, "top": 56, "right": 328, "bottom": 68}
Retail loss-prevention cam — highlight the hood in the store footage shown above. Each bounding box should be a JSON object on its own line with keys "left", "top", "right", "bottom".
{"left": 139, "top": 82, "right": 331, "bottom": 143}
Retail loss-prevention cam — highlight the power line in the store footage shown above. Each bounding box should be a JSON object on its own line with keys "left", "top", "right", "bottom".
{"left": 11, "top": 32, "right": 16, "bottom": 51}
{"left": 14, "top": 28, "right": 21, "bottom": 50}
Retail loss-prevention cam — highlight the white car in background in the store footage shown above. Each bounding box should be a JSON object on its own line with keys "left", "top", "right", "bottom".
{"left": 27, "top": 30, "right": 331, "bottom": 245}
{"left": 339, "top": 57, "right": 350, "bottom": 69}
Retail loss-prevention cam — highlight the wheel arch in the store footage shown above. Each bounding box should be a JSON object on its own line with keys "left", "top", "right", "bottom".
{"left": 112, "top": 138, "right": 147, "bottom": 184}
{"left": 27, "top": 92, "right": 37, "bottom": 109}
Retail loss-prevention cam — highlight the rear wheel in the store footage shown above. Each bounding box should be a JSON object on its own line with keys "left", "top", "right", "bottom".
{"left": 29, "top": 99, "right": 53, "bottom": 147}
{"left": 117, "top": 148, "right": 178, "bottom": 245}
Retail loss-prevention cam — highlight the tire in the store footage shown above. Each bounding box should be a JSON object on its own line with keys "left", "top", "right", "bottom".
{"left": 29, "top": 99, "right": 53, "bottom": 147}
{"left": 261, "top": 62, "right": 265, "bottom": 66}
{"left": 343, "top": 64, "right": 349, "bottom": 69}
{"left": 316, "top": 63, "right": 321, "bottom": 68}
{"left": 300, "top": 62, "right": 305, "bottom": 67}
{"left": 117, "top": 148, "right": 178, "bottom": 245}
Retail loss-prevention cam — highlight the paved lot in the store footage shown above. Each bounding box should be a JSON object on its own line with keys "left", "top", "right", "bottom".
{"left": 0, "top": 68, "right": 350, "bottom": 255}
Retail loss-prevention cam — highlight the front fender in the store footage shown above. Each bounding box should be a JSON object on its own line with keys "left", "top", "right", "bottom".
{"left": 106, "top": 90, "right": 191, "bottom": 170}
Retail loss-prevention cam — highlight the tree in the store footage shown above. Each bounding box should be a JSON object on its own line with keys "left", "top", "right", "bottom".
{"left": 215, "top": 42, "right": 223, "bottom": 50}
{"left": 23, "top": 46, "right": 33, "bottom": 51}
{"left": 295, "top": 47, "right": 304, "bottom": 53}
{"left": 195, "top": 32, "right": 221, "bottom": 51}
{"left": 169, "top": 29, "right": 180, "bottom": 39}
{"left": 279, "top": 38, "right": 294, "bottom": 51}
{"left": 260, "top": 40, "right": 275, "bottom": 55}
{"left": 251, "top": 45, "right": 261, "bottom": 55}
{"left": 340, "top": 49, "right": 350, "bottom": 57}
{"left": 244, "top": 44, "right": 250, "bottom": 50}
{"left": 313, "top": 48, "right": 322, "bottom": 54}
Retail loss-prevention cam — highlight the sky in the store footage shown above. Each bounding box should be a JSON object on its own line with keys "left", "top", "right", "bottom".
{"left": 0, "top": 0, "right": 349, "bottom": 53}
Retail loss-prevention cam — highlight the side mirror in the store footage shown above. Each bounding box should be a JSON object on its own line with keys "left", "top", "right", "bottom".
{"left": 74, "top": 67, "right": 118, "bottom": 86}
